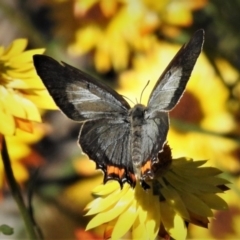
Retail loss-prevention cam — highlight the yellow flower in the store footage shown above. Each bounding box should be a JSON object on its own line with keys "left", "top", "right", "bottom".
{"left": 0, "top": 128, "right": 45, "bottom": 190}
{"left": 0, "top": 39, "right": 56, "bottom": 191}
{"left": 69, "top": 0, "right": 159, "bottom": 72}
{"left": 85, "top": 145, "right": 228, "bottom": 239}
{"left": 50, "top": 0, "right": 207, "bottom": 72}
{"left": 0, "top": 38, "right": 56, "bottom": 136}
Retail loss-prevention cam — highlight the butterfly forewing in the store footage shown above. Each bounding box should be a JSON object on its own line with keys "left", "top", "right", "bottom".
{"left": 147, "top": 29, "right": 204, "bottom": 115}
{"left": 33, "top": 55, "right": 130, "bottom": 122}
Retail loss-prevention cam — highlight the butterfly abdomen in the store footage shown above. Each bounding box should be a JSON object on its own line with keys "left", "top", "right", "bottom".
{"left": 129, "top": 104, "right": 147, "bottom": 177}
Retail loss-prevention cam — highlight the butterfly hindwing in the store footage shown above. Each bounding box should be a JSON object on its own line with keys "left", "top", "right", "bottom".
{"left": 147, "top": 29, "right": 204, "bottom": 115}
{"left": 33, "top": 55, "right": 130, "bottom": 122}
{"left": 79, "top": 118, "right": 136, "bottom": 187}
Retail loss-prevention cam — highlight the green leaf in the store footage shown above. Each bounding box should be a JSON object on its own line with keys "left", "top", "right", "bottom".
{"left": 0, "top": 224, "right": 14, "bottom": 235}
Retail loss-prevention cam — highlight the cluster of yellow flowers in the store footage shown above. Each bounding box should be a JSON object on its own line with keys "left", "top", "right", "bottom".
{"left": 0, "top": 39, "right": 56, "bottom": 189}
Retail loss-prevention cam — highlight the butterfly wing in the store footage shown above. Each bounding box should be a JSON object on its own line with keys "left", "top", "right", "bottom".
{"left": 79, "top": 118, "right": 136, "bottom": 187}
{"left": 138, "top": 112, "right": 169, "bottom": 179}
{"left": 33, "top": 55, "right": 135, "bottom": 186}
{"left": 141, "top": 30, "right": 204, "bottom": 179}
{"left": 33, "top": 55, "right": 130, "bottom": 121}
{"left": 147, "top": 29, "right": 204, "bottom": 115}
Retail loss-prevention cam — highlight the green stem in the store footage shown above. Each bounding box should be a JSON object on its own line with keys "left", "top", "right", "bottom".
{"left": 1, "top": 136, "right": 38, "bottom": 239}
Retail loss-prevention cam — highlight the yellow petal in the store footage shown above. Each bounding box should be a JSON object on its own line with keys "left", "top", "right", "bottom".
{"left": 92, "top": 181, "right": 119, "bottom": 196}
{"left": 69, "top": 27, "right": 101, "bottom": 55}
{"left": 161, "top": 186, "right": 190, "bottom": 221}
{"left": 6, "top": 137, "right": 31, "bottom": 160}
{"left": 25, "top": 90, "right": 57, "bottom": 109}
{"left": 86, "top": 187, "right": 133, "bottom": 230}
{"left": 94, "top": 47, "right": 111, "bottom": 73}
{"left": 196, "top": 193, "right": 228, "bottom": 210}
{"left": 15, "top": 118, "right": 33, "bottom": 133}
{"left": 0, "top": 110, "right": 15, "bottom": 135}
{"left": 1, "top": 39, "right": 27, "bottom": 61}
{"left": 20, "top": 97, "right": 41, "bottom": 122}
{"left": 16, "top": 77, "right": 45, "bottom": 89}
{"left": 7, "top": 49, "right": 45, "bottom": 67}
{"left": 201, "top": 176, "right": 230, "bottom": 186}
{"left": 168, "top": 214, "right": 187, "bottom": 240}
{"left": 166, "top": 170, "right": 223, "bottom": 194}
{"left": 174, "top": 165, "right": 222, "bottom": 177}
{"left": 164, "top": 171, "right": 201, "bottom": 194}
{"left": 1, "top": 87, "right": 25, "bottom": 119}
{"left": 6, "top": 69, "right": 38, "bottom": 79}
{"left": 111, "top": 200, "right": 138, "bottom": 240}
{"left": 179, "top": 192, "right": 213, "bottom": 217}
{"left": 86, "top": 185, "right": 129, "bottom": 216}
{"left": 146, "top": 216, "right": 160, "bottom": 240}
{"left": 6, "top": 79, "right": 29, "bottom": 89}
{"left": 132, "top": 218, "right": 148, "bottom": 240}
{"left": 160, "top": 201, "right": 175, "bottom": 233}
{"left": 110, "top": 37, "right": 129, "bottom": 71}
{"left": 12, "top": 162, "right": 29, "bottom": 183}
{"left": 84, "top": 197, "right": 102, "bottom": 211}
{"left": 147, "top": 195, "right": 161, "bottom": 239}
{"left": 138, "top": 204, "right": 148, "bottom": 226}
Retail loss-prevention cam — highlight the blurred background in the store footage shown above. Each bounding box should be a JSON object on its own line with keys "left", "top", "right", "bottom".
{"left": 0, "top": 0, "right": 240, "bottom": 239}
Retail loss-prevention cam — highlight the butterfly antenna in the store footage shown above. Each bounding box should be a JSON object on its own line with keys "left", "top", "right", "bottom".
{"left": 140, "top": 80, "right": 150, "bottom": 103}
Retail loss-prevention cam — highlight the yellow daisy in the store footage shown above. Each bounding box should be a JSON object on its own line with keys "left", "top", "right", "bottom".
{"left": 85, "top": 145, "right": 229, "bottom": 239}
{"left": 0, "top": 39, "right": 56, "bottom": 191}
{"left": 0, "top": 38, "right": 56, "bottom": 136}
{"left": 49, "top": 0, "right": 208, "bottom": 72}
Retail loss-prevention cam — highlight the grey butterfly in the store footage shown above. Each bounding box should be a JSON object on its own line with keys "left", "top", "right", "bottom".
{"left": 33, "top": 29, "right": 204, "bottom": 189}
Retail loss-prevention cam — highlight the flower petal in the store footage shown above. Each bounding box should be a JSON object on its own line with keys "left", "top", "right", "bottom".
{"left": 168, "top": 213, "right": 187, "bottom": 240}
{"left": 0, "top": 110, "right": 15, "bottom": 135}
{"left": 1, "top": 39, "right": 27, "bottom": 61}
{"left": 111, "top": 199, "right": 138, "bottom": 240}
{"left": 86, "top": 186, "right": 133, "bottom": 230}
{"left": 15, "top": 118, "right": 33, "bottom": 133}
{"left": 161, "top": 186, "right": 190, "bottom": 221}
{"left": 179, "top": 192, "right": 213, "bottom": 217}
{"left": 86, "top": 184, "right": 129, "bottom": 216}
{"left": 195, "top": 193, "right": 228, "bottom": 210}
{"left": 132, "top": 218, "right": 148, "bottom": 240}
{"left": 160, "top": 201, "right": 187, "bottom": 239}
{"left": 7, "top": 49, "right": 45, "bottom": 67}
{"left": 92, "top": 181, "right": 119, "bottom": 196}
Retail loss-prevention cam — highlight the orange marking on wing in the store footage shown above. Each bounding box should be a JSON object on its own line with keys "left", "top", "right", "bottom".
{"left": 107, "top": 166, "right": 125, "bottom": 179}
{"left": 141, "top": 160, "right": 151, "bottom": 174}
{"left": 107, "top": 165, "right": 115, "bottom": 175}
{"left": 118, "top": 168, "right": 125, "bottom": 178}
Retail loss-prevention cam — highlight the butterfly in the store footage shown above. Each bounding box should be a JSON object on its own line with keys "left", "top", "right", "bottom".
{"left": 33, "top": 29, "right": 204, "bottom": 189}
